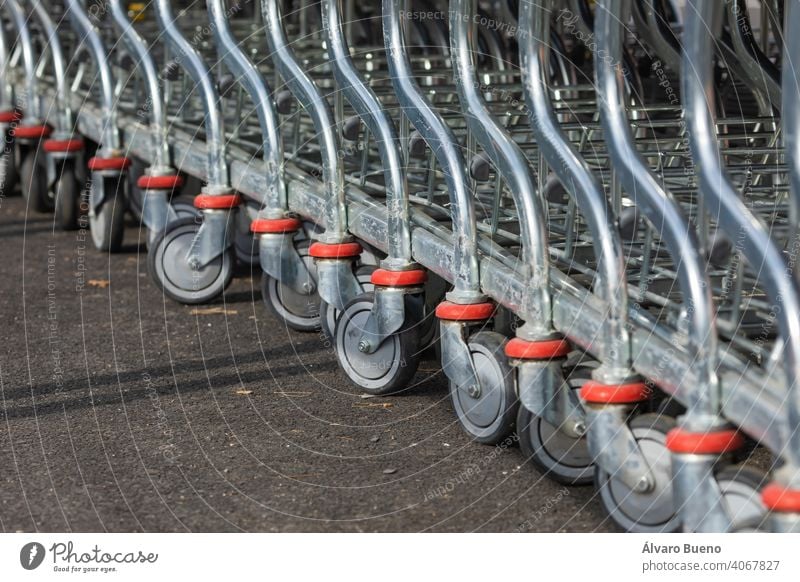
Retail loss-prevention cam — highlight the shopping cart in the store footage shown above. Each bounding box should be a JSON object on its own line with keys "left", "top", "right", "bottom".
{"left": 8, "top": 0, "right": 800, "bottom": 534}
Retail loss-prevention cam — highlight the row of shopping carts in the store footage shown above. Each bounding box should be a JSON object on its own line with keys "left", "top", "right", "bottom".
{"left": 2, "top": 0, "right": 800, "bottom": 533}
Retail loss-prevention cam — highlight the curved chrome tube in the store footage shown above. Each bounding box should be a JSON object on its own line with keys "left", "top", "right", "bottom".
{"left": 518, "top": 0, "right": 630, "bottom": 382}
{"left": 208, "top": 0, "right": 285, "bottom": 215}
{"left": 262, "top": 0, "right": 347, "bottom": 241}
{"left": 595, "top": 0, "right": 718, "bottom": 425}
{"left": 30, "top": 0, "right": 73, "bottom": 133}
{"left": 109, "top": 0, "right": 170, "bottom": 171}
{"left": 321, "top": 0, "right": 412, "bottom": 268}
{"left": 450, "top": 0, "right": 552, "bottom": 335}
{"left": 4, "top": 0, "right": 40, "bottom": 121}
{"left": 383, "top": 0, "right": 482, "bottom": 302}
{"left": 65, "top": 0, "right": 120, "bottom": 152}
{"left": 684, "top": 0, "right": 800, "bottom": 479}
{"left": 155, "top": 0, "right": 229, "bottom": 190}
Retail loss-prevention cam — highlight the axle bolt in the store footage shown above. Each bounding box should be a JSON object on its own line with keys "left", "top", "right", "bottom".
{"left": 358, "top": 340, "right": 371, "bottom": 353}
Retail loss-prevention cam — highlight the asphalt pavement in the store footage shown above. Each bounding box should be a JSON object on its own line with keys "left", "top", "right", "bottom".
{"left": 0, "top": 194, "right": 612, "bottom": 532}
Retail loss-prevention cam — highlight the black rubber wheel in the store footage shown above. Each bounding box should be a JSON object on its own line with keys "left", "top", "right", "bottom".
{"left": 716, "top": 465, "right": 768, "bottom": 530}
{"left": 126, "top": 158, "right": 146, "bottom": 221}
{"left": 89, "top": 175, "right": 126, "bottom": 252}
{"left": 147, "top": 217, "right": 235, "bottom": 304}
{"left": 449, "top": 331, "right": 518, "bottom": 445}
{"left": 334, "top": 291, "right": 422, "bottom": 395}
{"left": 595, "top": 413, "right": 681, "bottom": 532}
{"left": 234, "top": 206, "right": 259, "bottom": 266}
{"left": 20, "top": 148, "right": 52, "bottom": 212}
{"left": 318, "top": 265, "right": 375, "bottom": 342}
{"left": 262, "top": 240, "right": 321, "bottom": 331}
{"left": 517, "top": 363, "right": 594, "bottom": 485}
{"left": 54, "top": 161, "right": 81, "bottom": 230}
{"left": 0, "top": 143, "right": 18, "bottom": 196}
{"left": 171, "top": 198, "right": 201, "bottom": 221}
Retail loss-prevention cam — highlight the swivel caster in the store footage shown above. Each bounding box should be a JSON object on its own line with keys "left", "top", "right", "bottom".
{"left": 147, "top": 217, "right": 235, "bottom": 304}
{"left": 126, "top": 158, "right": 147, "bottom": 222}
{"left": 595, "top": 413, "right": 681, "bottom": 532}
{"left": 53, "top": 160, "right": 82, "bottom": 231}
{"left": 450, "top": 331, "right": 518, "bottom": 445}
{"left": 20, "top": 148, "right": 52, "bottom": 212}
{"left": 90, "top": 174, "right": 127, "bottom": 252}
{"left": 517, "top": 359, "right": 594, "bottom": 485}
{"left": 334, "top": 291, "right": 423, "bottom": 395}
{"left": 261, "top": 239, "right": 321, "bottom": 331}
{"left": 318, "top": 265, "right": 375, "bottom": 341}
{"left": 716, "top": 465, "right": 768, "bottom": 530}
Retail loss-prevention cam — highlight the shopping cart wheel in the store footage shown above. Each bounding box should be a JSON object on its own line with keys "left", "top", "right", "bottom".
{"left": 171, "top": 197, "right": 202, "bottom": 221}
{"left": 450, "top": 331, "right": 518, "bottom": 445}
{"left": 517, "top": 363, "right": 593, "bottom": 485}
{"left": 54, "top": 160, "right": 82, "bottom": 231}
{"left": 716, "top": 465, "right": 768, "bottom": 530}
{"left": 262, "top": 240, "right": 321, "bottom": 331}
{"left": 334, "top": 291, "right": 422, "bottom": 395}
{"left": 20, "top": 149, "right": 52, "bottom": 212}
{"left": 318, "top": 265, "right": 375, "bottom": 342}
{"left": 595, "top": 413, "right": 681, "bottom": 532}
{"left": 90, "top": 176, "right": 126, "bottom": 252}
{"left": 234, "top": 207, "right": 259, "bottom": 266}
{"left": 0, "top": 145, "right": 18, "bottom": 196}
{"left": 147, "top": 217, "right": 234, "bottom": 304}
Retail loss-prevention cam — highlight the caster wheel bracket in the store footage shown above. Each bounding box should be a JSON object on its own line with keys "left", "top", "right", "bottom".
{"left": 585, "top": 405, "right": 655, "bottom": 492}
{"left": 315, "top": 258, "right": 362, "bottom": 311}
{"left": 89, "top": 170, "right": 121, "bottom": 212}
{"left": 259, "top": 233, "right": 316, "bottom": 295}
{"left": 518, "top": 360, "right": 585, "bottom": 437}
{"left": 358, "top": 288, "right": 422, "bottom": 354}
{"left": 141, "top": 190, "right": 178, "bottom": 243}
{"left": 671, "top": 453, "right": 732, "bottom": 532}
{"left": 186, "top": 210, "right": 235, "bottom": 268}
{"left": 439, "top": 320, "right": 481, "bottom": 398}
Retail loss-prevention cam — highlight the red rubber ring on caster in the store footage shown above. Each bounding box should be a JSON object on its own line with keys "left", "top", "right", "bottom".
{"left": 12, "top": 125, "right": 52, "bottom": 140}
{"left": 137, "top": 174, "right": 184, "bottom": 190}
{"left": 665, "top": 428, "right": 745, "bottom": 454}
{"left": 580, "top": 381, "right": 650, "bottom": 404}
{"left": 0, "top": 110, "right": 22, "bottom": 123}
{"left": 193, "top": 193, "right": 242, "bottom": 209}
{"left": 435, "top": 301, "right": 496, "bottom": 321}
{"left": 762, "top": 483, "right": 800, "bottom": 512}
{"left": 87, "top": 156, "right": 131, "bottom": 171}
{"left": 43, "top": 139, "right": 84, "bottom": 153}
{"left": 250, "top": 217, "right": 301, "bottom": 234}
{"left": 370, "top": 268, "right": 427, "bottom": 287}
{"left": 308, "top": 242, "right": 363, "bottom": 258}
{"left": 504, "top": 338, "right": 571, "bottom": 360}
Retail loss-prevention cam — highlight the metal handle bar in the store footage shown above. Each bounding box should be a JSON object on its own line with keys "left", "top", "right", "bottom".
{"left": 4, "top": 0, "right": 40, "bottom": 121}
{"left": 154, "top": 0, "right": 228, "bottom": 190}
{"left": 108, "top": 0, "right": 170, "bottom": 171}
{"left": 519, "top": 0, "right": 631, "bottom": 383}
{"left": 684, "top": 0, "right": 800, "bottom": 483}
{"left": 262, "top": 0, "right": 348, "bottom": 242}
{"left": 64, "top": 0, "right": 120, "bottom": 151}
{"left": 207, "top": 0, "right": 285, "bottom": 215}
{"left": 383, "top": 0, "right": 482, "bottom": 302}
{"left": 29, "top": 0, "right": 73, "bottom": 133}
{"left": 632, "top": 0, "right": 681, "bottom": 73}
{"left": 321, "top": 0, "right": 413, "bottom": 268}
{"left": 595, "top": 0, "right": 719, "bottom": 428}
{"left": 450, "top": 0, "right": 553, "bottom": 336}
